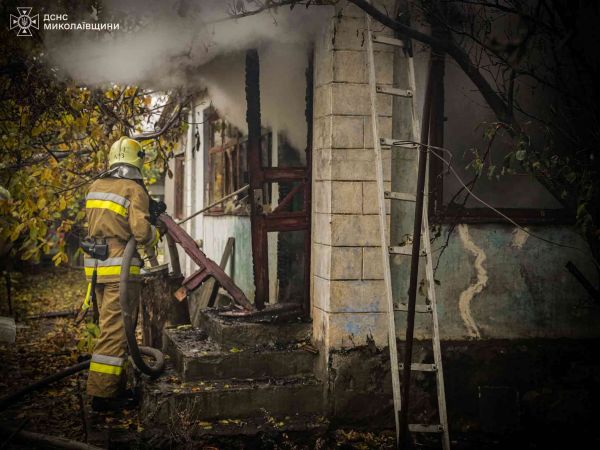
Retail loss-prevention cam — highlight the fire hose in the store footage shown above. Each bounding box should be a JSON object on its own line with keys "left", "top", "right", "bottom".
{"left": 119, "top": 236, "right": 164, "bottom": 377}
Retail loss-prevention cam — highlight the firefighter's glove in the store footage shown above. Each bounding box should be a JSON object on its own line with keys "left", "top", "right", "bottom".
{"left": 156, "top": 219, "right": 168, "bottom": 237}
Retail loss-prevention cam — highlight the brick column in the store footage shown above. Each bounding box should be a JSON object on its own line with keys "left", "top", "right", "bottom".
{"left": 312, "top": 2, "right": 396, "bottom": 351}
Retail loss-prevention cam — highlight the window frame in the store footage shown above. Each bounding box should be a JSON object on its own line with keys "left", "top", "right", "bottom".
{"left": 203, "top": 108, "right": 249, "bottom": 217}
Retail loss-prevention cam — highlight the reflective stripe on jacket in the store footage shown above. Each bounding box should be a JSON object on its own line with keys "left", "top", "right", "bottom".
{"left": 86, "top": 192, "right": 130, "bottom": 217}
{"left": 84, "top": 257, "right": 143, "bottom": 277}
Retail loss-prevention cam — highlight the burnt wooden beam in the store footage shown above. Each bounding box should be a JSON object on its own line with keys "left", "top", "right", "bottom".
{"left": 159, "top": 214, "right": 254, "bottom": 311}
{"left": 263, "top": 167, "right": 307, "bottom": 181}
{"left": 304, "top": 50, "right": 314, "bottom": 315}
{"left": 246, "top": 49, "right": 268, "bottom": 310}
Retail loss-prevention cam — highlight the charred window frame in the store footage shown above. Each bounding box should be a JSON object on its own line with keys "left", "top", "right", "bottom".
{"left": 204, "top": 108, "right": 250, "bottom": 216}
{"left": 427, "top": 54, "right": 572, "bottom": 226}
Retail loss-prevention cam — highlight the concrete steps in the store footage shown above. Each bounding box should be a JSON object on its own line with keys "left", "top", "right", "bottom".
{"left": 140, "top": 307, "right": 325, "bottom": 437}
{"left": 141, "top": 370, "right": 325, "bottom": 423}
{"left": 196, "top": 308, "right": 312, "bottom": 348}
{"left": 164, "top": 327, "right": 317, "bottom": 382}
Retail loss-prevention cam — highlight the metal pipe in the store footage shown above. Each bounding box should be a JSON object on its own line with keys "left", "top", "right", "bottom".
{"left": 398, "top": 62, "right": 434, "bottom": 449}
{"left": 177, "top": 184, "right": 249, "bottom": 225}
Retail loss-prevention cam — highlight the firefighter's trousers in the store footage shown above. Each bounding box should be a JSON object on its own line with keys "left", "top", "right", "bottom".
{"left": 86, "top": 282, "right": 140, "bottom": 398}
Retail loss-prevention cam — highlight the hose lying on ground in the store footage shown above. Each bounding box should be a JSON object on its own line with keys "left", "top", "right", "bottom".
{"left": 0, "top": 424, "right": 103, "bottom": 450}
{"left": 119, "top": 236, "right": 165, "bottom": 378}
{"left": 0, "top": 358, "right": 91, "bottom": 411}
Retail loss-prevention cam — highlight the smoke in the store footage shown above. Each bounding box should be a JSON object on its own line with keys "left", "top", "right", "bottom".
{"left": 46, "top": 0, "right": 331, "bottom": 149}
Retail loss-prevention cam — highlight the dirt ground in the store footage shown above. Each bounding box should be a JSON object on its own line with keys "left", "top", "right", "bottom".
{"left": 0, "top": 265, "right": 399, "bottom": 449}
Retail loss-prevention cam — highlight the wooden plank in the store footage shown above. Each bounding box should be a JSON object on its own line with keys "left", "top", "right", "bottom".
{"left": 263, "top": 167, "right": 307, "bottom": 181}
{"left": 190, "top": 238, "right": 235, "bottom": 327}
{"left": 160, "top": 214, "right": 253, "bottom": 311}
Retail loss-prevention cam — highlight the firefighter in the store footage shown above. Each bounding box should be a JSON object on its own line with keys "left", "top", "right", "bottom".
{"left": 83, "top": 136, "right": 161, "bottom": 412}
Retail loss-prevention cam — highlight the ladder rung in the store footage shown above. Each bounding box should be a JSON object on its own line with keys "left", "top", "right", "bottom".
{"left": 409, "top": 424, "right": 444, "bottom": 433}
{"left": 396, "top": 303, "right": 432, "bottom": 313}
{"left": 376, "top": 85, "right": 413, "bottom": 97}
{"left": 372, "top": 34, "right": 405, "bottom": 48}
{"left": 385, "top": 191, "right": 416, "bottom": 202}
{"left": 399, "top": 363, "right": 437, "bottom": 372}
{"left": 389, "top": 245, "right": 427, "bottom": 257}
{"left": 379, "top": 138, "right": 419, "bottom": 149}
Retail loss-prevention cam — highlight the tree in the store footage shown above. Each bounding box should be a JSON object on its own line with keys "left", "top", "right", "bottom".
{"left": 0, "top": 3, "right": 186, "bottom": 265}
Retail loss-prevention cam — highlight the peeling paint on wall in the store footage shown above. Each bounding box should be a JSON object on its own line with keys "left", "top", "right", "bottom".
{"left": 458, "top": 224, "right": 488, "bottom": 338}
{"left": 511, "top": 227, "right": 530, "bottom": 249}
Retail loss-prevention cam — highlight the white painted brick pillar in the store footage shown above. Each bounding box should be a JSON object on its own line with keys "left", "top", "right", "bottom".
{"left": 311, "top": 1, "right": 396, "bottom": 352}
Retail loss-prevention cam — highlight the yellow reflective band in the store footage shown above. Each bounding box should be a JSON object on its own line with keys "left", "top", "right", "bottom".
{"left": 149, "top": 228, "right": 160, "bottom": 247}
{"left": 82, "top": 282, "right": 92, "bottom": 310}
{"left": 86, "top": 199, "right": 128, "bottom": 217}
{"left": 84, "top": 266, "right": 141, "bottom": 277}
{"left": 89, "top": 361, "right": 123, "bottom": 376}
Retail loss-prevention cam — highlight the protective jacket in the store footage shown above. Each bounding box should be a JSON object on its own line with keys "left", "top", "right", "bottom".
{"left": 84, "top": 176, "right": 160, "bottom": 283}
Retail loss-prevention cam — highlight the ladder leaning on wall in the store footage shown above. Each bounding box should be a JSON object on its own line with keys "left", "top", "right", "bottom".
{"left": 365, "top": 12, "right": 451, "bottom": 450}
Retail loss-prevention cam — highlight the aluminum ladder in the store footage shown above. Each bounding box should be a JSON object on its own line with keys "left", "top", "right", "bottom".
{"left": 365, "top": 12, "right": 450, "bottom": 450}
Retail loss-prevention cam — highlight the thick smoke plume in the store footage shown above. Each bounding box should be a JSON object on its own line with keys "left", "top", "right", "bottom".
{"left": 47, "top": 0, "right": 331, "bottom": 148}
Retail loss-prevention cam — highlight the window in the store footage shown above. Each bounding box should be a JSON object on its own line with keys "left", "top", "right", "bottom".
{"left": 204, "top": 109, "right": 250, "bottom": 215}
{"left": 429, "top": 57, "right": 570, "bottom": 224}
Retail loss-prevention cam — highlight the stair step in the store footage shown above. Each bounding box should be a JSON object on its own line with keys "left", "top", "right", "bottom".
{"left": 395, "top": 303, "right": 432, "bottom": 313}
{"left": 145, "top": 413, "right": 330, "bottom": 438}
{"left": 389, "top": 245, "right": 428, "bottom": 257}
{"left": 385, "top": 191, "right": 416, "bottom": 202}
{"left": 372, "top": 34, "right": 405, "bottom": 48}
{"left": 376, "top": 85, "right": 413, "bottom": 97}
{"left": 141, "top": 370, "right": 325, "bottom": 423}
{"left": 198, "top": 307, "right": 311, "bottom": 348}
{"left": 379, "top": 138, "right": 419, "bottom": 149}
{"left": 399, "top": 363, "right": 437, "bottom": 372}
{"left": 164, "top": 327, "right": 317, "bottom": 381}
{"left": 409, "top": 423, "right": 444, "bottom": 433}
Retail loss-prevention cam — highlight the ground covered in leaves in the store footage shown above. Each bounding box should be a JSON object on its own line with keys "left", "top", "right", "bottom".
{"left": 0, "top": 265, "right": 398, "bottom": 449}
{"left": 0, "top": 265, "right": 107, "bottom": 445}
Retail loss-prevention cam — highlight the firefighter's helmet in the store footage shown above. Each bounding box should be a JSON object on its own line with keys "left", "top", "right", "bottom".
{"left": 109, "top": 137, "right": 145, "bottom": 170}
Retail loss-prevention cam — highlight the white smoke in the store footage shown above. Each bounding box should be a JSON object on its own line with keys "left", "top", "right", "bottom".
{"left": 46, "top": 0, "right": 331, "bottom": 149}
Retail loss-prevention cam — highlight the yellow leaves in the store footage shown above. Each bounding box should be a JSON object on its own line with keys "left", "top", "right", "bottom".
{"left": 197, "top": 421, "right": 213, "bottom": 430}
{"left": 37, "top": 197, "right": 47, "bottom": 209}
{"left": 229, "top": 347, "right": 242, "bottom": 353}
{"left": 58, "top": 196, "right": 67, "bottom": 211}
{"left": 52, "top": 250, "right": 68, "bottom": 266}
{"left": 31, "top": 125, "right": 44, "bottom": 137}
{"left": 10, "top": 223, "right": 25, "bottom": 241}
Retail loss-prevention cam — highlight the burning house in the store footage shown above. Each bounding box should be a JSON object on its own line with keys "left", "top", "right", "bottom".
{"left": 34, "top": 0, "right": 600, "bottom": 444}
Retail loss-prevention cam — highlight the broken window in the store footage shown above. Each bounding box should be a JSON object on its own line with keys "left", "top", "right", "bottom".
{"left": 204, "top": 109, "right": 249, "bottom": 215}
{"left": 429, "top": 57, "right": 568, "bottom": 224}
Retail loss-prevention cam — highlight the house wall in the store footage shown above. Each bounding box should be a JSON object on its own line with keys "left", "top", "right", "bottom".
{"left": 311, "top": 1, "right": 600, "bottom": 353}
{"left": 164, "top": 103, "right": 291, "bottom": 303}
{"left": 163, "top": 103, "right": 255, "bottom": 301}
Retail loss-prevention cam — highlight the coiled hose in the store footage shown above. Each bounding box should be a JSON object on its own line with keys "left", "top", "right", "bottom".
{"left": 119, "top": 237, "right": 165, "bottom": 378}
